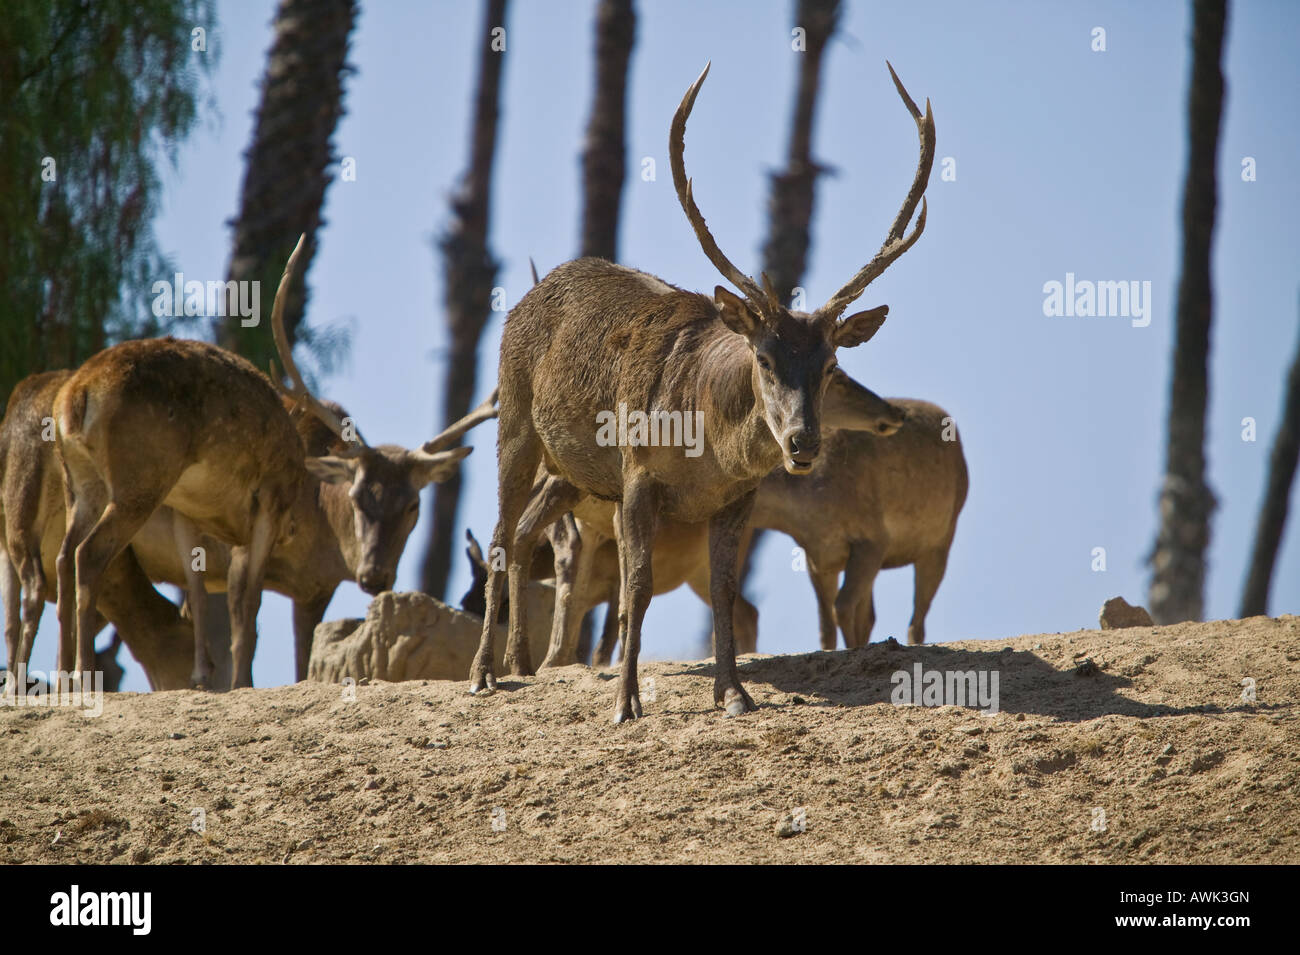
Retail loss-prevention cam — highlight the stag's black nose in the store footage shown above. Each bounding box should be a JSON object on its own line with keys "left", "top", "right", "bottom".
{"left": 786, "top": 431, "right": 820, "bottom": 467}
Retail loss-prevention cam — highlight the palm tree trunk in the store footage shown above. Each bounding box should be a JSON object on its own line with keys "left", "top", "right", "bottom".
{"left": 1148, "top": 0, "right": 1228, "bottom": 624}
{"left": 217, "top": 0, "right": 358, "bottom": 367}
{"left": 419, "top": 0, "right": 508, "bottom": 600}
{"left": 1240, "top": 297, "right": 1300, "bottom": 616}
{"left": 579, "top": 0, "right": 636, "bottom": 261}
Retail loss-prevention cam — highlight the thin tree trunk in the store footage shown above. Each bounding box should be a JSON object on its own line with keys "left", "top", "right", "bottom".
{"left": 217, "top": 0, "right": 357, "bottom": 366}
{"left": 718, "top": 0, "right": 839, "bottom": 657}
{"left": 761, "top": 0, "right": 839, "bottom": 305}
{"left": 579, "top": 0, "right": 635, "bottom": 261}
{"left": 1240, "top": 296, "right": 1300, "bottom": 616}
{"left": 1149, "top": 0, "right": 1228, "bottom": 624}
{"left": 420, "top": 0, "right": 508, "bottom": 600}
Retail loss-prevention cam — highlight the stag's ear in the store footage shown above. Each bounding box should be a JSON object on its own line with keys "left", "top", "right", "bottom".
{"left": 305, "top": 455, "right": 359, "bottom": 484}
{"left": 833, "top": 304, "right": 889, "bottom": 348}
{"left": 409, "top": 445, "right": 472, "bottom": 489}
{"left": 714, "top": 286, "right": 762, "bottom": 337}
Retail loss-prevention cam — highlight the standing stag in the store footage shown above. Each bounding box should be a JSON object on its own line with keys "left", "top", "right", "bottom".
{"left": 470, "top": 62, "right": 934, "bottom": 720}
{"left": 53, "top": 236, "right": 485, "bottom": 688}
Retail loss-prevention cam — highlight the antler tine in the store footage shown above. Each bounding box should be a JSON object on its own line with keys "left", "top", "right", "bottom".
{"left": 669, "top": 63, "right": 770, "bottom": 313}
{"left": 421, "top": 387, "right": 499, "bottom": 454}
{"left": 760, "top": 271, "right": 783, "bottom": 311}
{"left": 529, "top": 257, "right": 541, "bottom": 286}
{"left": 818, "top": 62, "right": 936, "bottom": 320}
{"left": 271, "top": 233, "right": 366, "bottom": 451}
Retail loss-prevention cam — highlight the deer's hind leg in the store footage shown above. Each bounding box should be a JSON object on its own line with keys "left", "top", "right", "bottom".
{"left": 227, "top": 502, "right": 278, "bottom": 690}
{"left": 1, "top": 549, "right": 19, "bottom": 685}
{"left": 504, "top": 476, "right": 583, "bottom": 676}
{"left": 908, "top": 545, "right": 952, "bottom": 646}
{"left": 835, "top": 539, "right": 886, "bottom": 649}
{"left": 469, "top": 425, "right": 544, "bottom": 694}
{"left": 540, "top": 513, "right": 597, "bottom": 670}
{"left": 612, "top": 475, "right": 661, "bottom": 723}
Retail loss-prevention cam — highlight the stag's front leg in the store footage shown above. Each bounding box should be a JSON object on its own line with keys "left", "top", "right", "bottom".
{"left": 710, "top": 490, "right": 758, "bottom": 716}
{"left": 613, "top": 476, "right": 659, "bottom": 723}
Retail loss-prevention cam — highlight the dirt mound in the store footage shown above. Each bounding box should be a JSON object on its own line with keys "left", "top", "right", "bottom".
{"left": 1, "top": 615, "right": 1296, "bottom": 864}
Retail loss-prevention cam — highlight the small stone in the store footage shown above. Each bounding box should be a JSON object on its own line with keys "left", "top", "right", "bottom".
{"left": 1099, "top": 597, "right": 1154, "bottom": 630}
{"left": 775, "top": 813, "right": 805, "bottom": 838}
{"left": 169, "top": 732, "right": 185, "bottom": 740}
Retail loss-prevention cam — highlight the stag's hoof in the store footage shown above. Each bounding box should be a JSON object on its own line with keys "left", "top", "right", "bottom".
{"left": 468, "top": 669, "right": 497, "bottom": 695}
{"left": 538, "top": 652, "right": 574, "bottom": 671}
{"left": 717, "top": 683, "right": 756, "bottom": 717}
{"left": 502, "top": 647, "right": 534, "bottom": 678}
{"left": 611, "top": 688, "right": 642, "bottom": 723}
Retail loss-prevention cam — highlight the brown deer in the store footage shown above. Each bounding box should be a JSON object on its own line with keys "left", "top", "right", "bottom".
{"left": 751, "top": 399, "right": 967, "bottom": 649}
{"left": 591, "top": 395, "right": 968, "bottom": 662}
{"left": 0, "top": 368, "right": 374, "bottom": 688}
{"left": 1, "top": 371, "right": 196, "bottom": 688}
{"left": 470, "top": 62, "right": 934, "bottom": 720}
{"left": 52, "top": 236, "right": 485, "bottom": 688}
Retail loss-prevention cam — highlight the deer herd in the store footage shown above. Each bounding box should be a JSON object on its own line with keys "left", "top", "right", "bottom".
{"left": 0, "top": 64, "right": 966, "bottom": 723}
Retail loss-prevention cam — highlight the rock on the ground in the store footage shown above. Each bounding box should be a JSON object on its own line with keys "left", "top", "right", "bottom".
{"left": 1099, "top": 596, "right": 1155, "bottom": 630}
{"left": 308, "top": 585, "right": 555, "bottom": 684}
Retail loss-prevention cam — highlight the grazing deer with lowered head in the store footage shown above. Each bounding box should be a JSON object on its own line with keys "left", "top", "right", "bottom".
{"left": 470, "top": 62, "right": 934, "bottom": 721}
{"left": 53, "top": 236, "right": 484, "bottom": 688}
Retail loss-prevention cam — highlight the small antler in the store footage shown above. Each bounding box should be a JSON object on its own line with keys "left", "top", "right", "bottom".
{"left": 529, "top": 258, "right": 541, "bottom": 286}
{"left": 421, "top": 388, "right": 499, "bottom": 454}
{"left": 670, "top": 63, "right": 771, "bottom": 315}
{"left": 271, "top": 234, "right": 367, "bottom": 452}
{"left": 817, "top": 62, "right": 936, "bottom": 320}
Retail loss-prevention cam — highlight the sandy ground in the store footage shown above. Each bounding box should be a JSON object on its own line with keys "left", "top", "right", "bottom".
{"left": 1, "top": 614, "right": 1296, "bottom": 864}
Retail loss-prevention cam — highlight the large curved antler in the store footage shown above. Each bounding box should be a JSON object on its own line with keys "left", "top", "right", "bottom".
{"left": 270, "top": 233, "right": 366, "bottom": 452}
{"left": 670, "top": 63, "right": 773, "bottom": 316}
{"left": 817, "top": 61, "right": 936, "bottom": 320}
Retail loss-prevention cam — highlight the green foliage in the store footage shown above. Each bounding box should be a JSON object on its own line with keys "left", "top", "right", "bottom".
{"left": 0, "top": 0, "right": 215, "bottom": 408}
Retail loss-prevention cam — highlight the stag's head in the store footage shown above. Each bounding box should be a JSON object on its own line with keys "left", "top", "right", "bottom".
{"left": 272, "top": 235, "right": 492, "bottom": 595}
{"left": 671, "top": 62, "right": 934, "bottom": 473}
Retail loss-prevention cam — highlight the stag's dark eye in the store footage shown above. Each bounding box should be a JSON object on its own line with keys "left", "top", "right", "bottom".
{"left": 756, "top": 354, "right": 772, "bottom": 371}
{"left": 407, "top": 500, "right": 419, "bottom": 514}
{"left": 824, "top": 360, "right": 838, "bottom": 376}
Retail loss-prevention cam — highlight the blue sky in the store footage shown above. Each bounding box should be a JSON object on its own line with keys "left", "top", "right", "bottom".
{"left": 24, "top": 0, "right": 1300, "bottom": 690}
